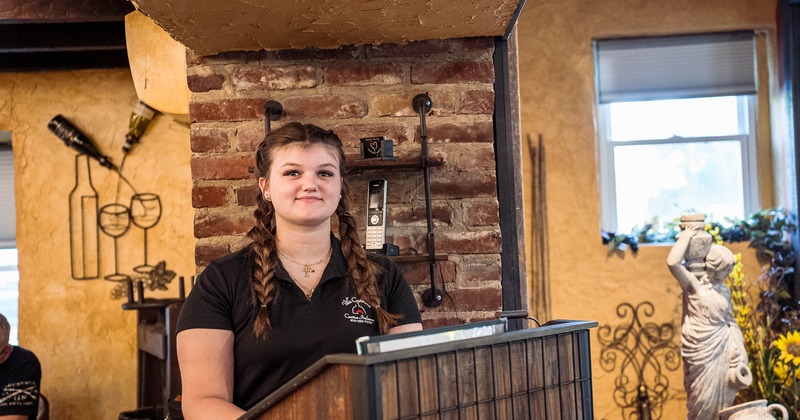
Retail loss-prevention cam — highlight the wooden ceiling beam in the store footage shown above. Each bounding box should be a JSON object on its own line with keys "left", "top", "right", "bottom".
{"left": 0, "top": 21, "right": 129, "bottom": 71}
{"left": 0, "top": 0, "right": 133, "bottom": 23}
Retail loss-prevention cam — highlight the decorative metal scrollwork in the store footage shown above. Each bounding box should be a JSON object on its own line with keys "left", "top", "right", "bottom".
{"left": 597, "top": 301, "right": 682, "bottom": 419}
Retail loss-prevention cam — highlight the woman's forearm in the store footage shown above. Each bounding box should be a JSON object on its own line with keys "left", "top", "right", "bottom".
{"left": 182, "top": 396, "right": 245, "bottom": 420}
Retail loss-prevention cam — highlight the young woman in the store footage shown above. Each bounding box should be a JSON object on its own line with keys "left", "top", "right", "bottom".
{"left": 176, "top": 123, "right": 422, "bottom": 419}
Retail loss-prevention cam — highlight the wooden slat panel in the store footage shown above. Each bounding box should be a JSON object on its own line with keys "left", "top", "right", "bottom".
{"left": 397, "top": 359, "right": 419, "bottom": 418}
{"left": 492, "top": 344, "right": 513, "bottom": 418}
{"left": 543, "top": 336, "right": 561, "bottom": 418}
{"left": 474, "top": 346, "right": 494, "bottom": 402}
{"left": 528, "top": 337, "right": 544, "bottom": 390}
{"left": 436, "top": 352, "right": 458, "bottom": 411}
{"left": 474, "top": 346, "right": 495, "bottom": 419}
{"left": 459, "top": 405, "right": 479, "bottom": 420}
{"left": 529, "top": 389, "right": 546, "bottom": 420}
{"left": 542, "top": 336, "right": 559, "bottom": 387}
{"left": 418, "top": 355, "right": 439, "bottom": 415}
{"left": 560, "top": 382, "right": 577, "bottom": 418}
{"left": 457, "top": 349, "right": 478, "bottom": 419}
{"left": 509, "top": 341, "right": 529, "bottom": 418}
{"left": 477, "top": 401, "right": 496, "bottom": 420}
{"left": 440, "top": 410, "right": 459, "bottom": 420}
{"left": 558, "top": 333, "right": 575, "bottom": 383}
{"left": 378, "top": 363, "right": 399, "bottom": 419}
{"left": 545, "top": 386, "right": 562, "bottom": 420}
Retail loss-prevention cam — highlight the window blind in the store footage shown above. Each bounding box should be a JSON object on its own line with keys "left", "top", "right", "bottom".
{"left": 595, "top": 31, "right": 756, "bottom": 103}
{"left": 0, "top": 136, "right": 15, "bottom": 249}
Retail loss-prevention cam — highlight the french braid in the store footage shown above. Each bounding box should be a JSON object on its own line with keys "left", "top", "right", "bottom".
{"left": 248, "top": 122, "right": 402, "bottom": 339}
{"left": 246, "top": 194, "right": 281, "bottom": 339}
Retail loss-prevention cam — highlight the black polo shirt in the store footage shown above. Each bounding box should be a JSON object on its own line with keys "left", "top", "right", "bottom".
{"left": 177, "top": 237, "right": 422, "bottom": 410}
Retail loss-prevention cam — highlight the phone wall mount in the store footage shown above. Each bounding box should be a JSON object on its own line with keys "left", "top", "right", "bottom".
{"left": 360, "top": 136, "right": 395, "bottom": 160}
{"left": 381, "top": 243, "right": 399, "bottom": 256}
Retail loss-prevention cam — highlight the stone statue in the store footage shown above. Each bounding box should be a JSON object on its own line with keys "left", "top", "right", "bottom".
{"left": 666, "top": 214, "right": 752, "bottom": 420}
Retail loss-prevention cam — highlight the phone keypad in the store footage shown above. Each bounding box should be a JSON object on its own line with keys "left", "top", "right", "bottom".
{"left": 366, "top": 230, "right": 383, "bottom": 248}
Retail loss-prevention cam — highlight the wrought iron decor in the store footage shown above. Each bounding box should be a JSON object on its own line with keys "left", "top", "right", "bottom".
{"left": 263, "top": 100, "right": 283, "bottom": 134}
{"left": 597, "top": 301, "right": 681, "bottom": 420}
{"left": 130, "top": 192, "right": 162, "bottom": 273}
{"left": 98, "top": 202, "right": 132, "bottom": 282}
{"left": 50, "top": 110, "right": 181, "bottom": 304}
{"left": 68, "top": 154, "right": 100, "bottom": 279}
{"left": 413, "top": 93, "right": 442, "bottom": 308}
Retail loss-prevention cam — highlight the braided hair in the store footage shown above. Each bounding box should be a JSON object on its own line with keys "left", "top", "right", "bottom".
{"left": 247, "top": 122, "right": 402, "bottom": 339}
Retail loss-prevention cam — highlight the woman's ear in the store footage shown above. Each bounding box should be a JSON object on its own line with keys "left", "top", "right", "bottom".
{"left": 258, "top": 177, "right": 268, "bottom": 195}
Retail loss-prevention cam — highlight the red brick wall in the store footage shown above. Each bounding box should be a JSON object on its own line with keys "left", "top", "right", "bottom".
{"left": 187, "top": 37, "right": 501, "bottom": 326}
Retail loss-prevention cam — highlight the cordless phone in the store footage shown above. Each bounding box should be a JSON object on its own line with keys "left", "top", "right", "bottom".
{"left": 365, "top": 179, "right": 388, "bottom": 250}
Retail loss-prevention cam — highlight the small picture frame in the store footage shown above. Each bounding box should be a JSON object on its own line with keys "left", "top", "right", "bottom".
{"left": 360, "top": 136, "right": 394, "bottom": 160}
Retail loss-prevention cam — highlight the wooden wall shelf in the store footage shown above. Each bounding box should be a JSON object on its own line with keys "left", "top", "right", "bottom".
{"left": 388, "top": 254, "right": 449, "bottom": 264}
{"left": 345, "top": 155, "right": 443, "bottom": 173}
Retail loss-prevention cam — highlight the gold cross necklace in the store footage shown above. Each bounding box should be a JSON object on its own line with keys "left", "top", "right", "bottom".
{"left": 277, "top": 247, "right": 332, "bottom": 277}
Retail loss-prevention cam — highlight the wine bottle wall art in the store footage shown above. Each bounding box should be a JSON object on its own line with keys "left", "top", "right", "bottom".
{"left": 54, "top": 114, "right": 167, "bottom": 295}
{"left": 69, "top": 155, "right": 99, "bottom": 280}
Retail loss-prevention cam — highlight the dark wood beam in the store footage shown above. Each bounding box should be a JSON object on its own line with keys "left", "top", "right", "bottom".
{"left": 0, "top": 21, "right": 129, "bottom": 71}
{"left": 0, "top": 0, "right": 133, "bottom": 23}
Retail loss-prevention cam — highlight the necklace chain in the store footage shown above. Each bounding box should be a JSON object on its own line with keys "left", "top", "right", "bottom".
{"left": 285, "top": 270, "right": 315, "bottom": 300}
{"left": 278, "top": 247, "right": 332, "bottom": 300}
{"left": 277, "top": 247, "right": 332, "bottom": 277}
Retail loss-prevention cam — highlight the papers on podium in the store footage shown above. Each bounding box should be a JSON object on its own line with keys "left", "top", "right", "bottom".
{"left": 356, "top": 319, "right": 507, "bottom": 355}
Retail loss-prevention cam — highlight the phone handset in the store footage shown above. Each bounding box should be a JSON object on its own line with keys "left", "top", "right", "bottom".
{"left": 365, "top": 179, "right": 387, "bottom": 250}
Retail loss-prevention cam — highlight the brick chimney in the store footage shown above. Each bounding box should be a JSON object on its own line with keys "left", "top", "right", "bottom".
{"left": 187, "top": 37, "right": 501, "bottom": 326}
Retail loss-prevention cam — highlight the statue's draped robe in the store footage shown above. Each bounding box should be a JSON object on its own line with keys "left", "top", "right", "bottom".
{"left": 681, "top": 284, "right": 748, "bottom": 420}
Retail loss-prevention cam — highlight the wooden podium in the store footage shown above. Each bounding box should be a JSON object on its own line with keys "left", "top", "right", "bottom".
{"left": 241, "top": 320, "right": 597, "bottom": 420}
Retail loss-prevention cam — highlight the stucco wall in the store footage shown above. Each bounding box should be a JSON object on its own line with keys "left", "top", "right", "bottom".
{"left": 516, "top": 1, "right": 778, "bottom": 418}
{"left": 0, "top": 69, "right": 195, "bottom": 419}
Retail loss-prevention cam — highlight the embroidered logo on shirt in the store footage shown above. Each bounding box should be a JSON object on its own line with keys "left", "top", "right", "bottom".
{"left": 342, "top": 296, "right": 375, "bottom": 325}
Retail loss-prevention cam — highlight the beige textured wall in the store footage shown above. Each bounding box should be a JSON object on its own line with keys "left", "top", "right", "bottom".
{"left": 516, "top": 1, "right": 778, "bottom": 418}
{"left": 0, "top": 69, "right": 194, "bottom": 419}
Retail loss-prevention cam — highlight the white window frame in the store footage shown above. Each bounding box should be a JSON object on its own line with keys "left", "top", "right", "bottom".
{"left": 0, "top": 133, "right": 18, "bottom": 344}
{"left": 598, "top": 96, "right": 759, "bottom": 233}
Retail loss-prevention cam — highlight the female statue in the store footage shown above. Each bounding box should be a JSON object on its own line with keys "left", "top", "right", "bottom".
{"left": 667, "top": 217, "right": 752, "bottom": 420}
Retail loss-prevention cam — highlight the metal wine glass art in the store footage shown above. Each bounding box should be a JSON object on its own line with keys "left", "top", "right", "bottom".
{"left": 130, "top": 193, "right": 162, "bottom": 273}
{"left": 98, "top": 203, "right": 131, "bottom": 282}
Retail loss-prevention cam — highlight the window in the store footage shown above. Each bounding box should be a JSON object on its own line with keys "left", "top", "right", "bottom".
{"left": 0, "top": 249, "right": 18, "bottom": 345}
{"left": 594, "top": 32, "right": 758, "bottom": 234}
{"left": 0, "top": 132, "right": 18, "bottom": 345}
